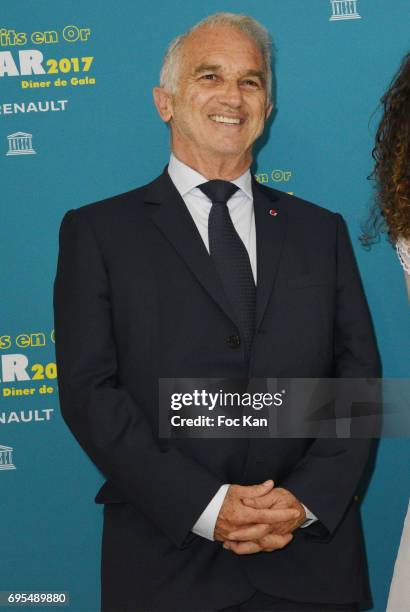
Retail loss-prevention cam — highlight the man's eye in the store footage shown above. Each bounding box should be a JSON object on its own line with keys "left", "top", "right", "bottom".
{"left": 201, "top": 74, "right": 217, "bottom": 81}
{"left": 243, "top": 79, "right": 259, "bottom": 87}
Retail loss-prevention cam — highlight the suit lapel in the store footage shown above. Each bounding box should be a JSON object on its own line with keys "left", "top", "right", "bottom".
{"left": 252, "top": 178, "right": 288, "bottom": 330}
{"left": 143, "top": 169, "right": 240, "bottom": 327}
{"left": 143, "top": 169, "right": 288, "bottom": 332}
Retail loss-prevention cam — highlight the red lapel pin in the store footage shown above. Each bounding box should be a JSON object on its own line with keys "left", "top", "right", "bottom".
{"left": 269, "top": 208, "right": 278, "bottom": 217}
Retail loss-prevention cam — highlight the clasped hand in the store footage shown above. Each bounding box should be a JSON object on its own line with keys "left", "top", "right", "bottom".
{"left": 214, "top": 480, "right": 306, "bottom": 555}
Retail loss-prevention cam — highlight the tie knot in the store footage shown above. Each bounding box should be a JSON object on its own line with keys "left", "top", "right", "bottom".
{"left": 197, "top": 180, "right": 239, "bottom": 204}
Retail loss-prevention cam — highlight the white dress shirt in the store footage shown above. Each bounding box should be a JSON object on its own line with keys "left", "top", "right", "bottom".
{"left": 167, "top": 153, "right": 317, "bottom": 541}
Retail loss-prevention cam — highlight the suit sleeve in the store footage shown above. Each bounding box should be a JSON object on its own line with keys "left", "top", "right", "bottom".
{"left": 53, "top": 209, "right": 222, "bottom": 548}
{"left": 281, "top": 213, "right": 381, "bottom": 537}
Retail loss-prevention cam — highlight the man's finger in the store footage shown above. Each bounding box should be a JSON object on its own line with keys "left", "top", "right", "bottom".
{"left": 242, "top": 492, "right": 287, "bottom": 509}
{"left": 259, "top": 532, "right": 293, "bottom": 550}
{"left": 248, "top": 506, "right": 300, "bottom": 524}
{"left": 226, "top": 523, "right": 272, "bottom": 541}
{"left": 224, "top": 540, "right": 262, "bottom": 555}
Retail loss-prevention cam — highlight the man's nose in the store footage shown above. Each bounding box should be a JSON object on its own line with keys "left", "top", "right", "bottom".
{"left": 218, "top": 80, "right": 243, "bottom": 108}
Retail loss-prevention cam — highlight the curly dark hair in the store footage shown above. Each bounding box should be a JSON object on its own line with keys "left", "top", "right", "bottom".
{"left": 362, "top": 53, "right": 410, "bottom": 245}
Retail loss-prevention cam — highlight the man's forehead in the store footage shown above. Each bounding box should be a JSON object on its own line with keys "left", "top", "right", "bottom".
{"left": 181, "top": 28, "right": 264, "bottom": 75}
{"left": 182, "top": 24, "right": 263, "bottom": 62}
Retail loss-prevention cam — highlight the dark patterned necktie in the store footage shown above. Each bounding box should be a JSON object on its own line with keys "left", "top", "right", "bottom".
{"left": 197, "top": 180, "right": 256, "bottom": 356}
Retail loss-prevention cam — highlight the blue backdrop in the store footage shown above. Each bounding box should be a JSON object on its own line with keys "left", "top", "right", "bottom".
{"left": 1, "top": 1, "right": 409, "bottom": 610}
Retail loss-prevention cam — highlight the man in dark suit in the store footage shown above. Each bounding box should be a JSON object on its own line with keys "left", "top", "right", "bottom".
{"left": 54, "top": 12, "right": 380, "bottom": 612}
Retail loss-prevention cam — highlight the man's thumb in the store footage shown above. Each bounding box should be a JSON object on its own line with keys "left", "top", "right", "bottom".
{"left": 244, "top": 480, "right": 274, "bottom": 497}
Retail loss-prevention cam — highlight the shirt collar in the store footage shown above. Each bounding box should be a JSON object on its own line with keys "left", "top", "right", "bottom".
{"left": 168, "top": 152, "right": 253, "bottom": 201}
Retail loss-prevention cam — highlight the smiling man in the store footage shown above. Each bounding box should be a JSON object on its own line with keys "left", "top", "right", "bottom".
{"left": 153, "top": 21, "right": 271, "bottom": 179}
{"left": 54, "top": 13, "right": 380, "bottom": 612}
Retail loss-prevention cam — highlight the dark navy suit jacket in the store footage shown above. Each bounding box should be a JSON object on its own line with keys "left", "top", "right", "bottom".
{"left": 54, "top": 169, "right": 381, "bottom": 611}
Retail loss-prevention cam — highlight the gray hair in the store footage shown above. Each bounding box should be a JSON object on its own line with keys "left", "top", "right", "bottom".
{"left": 159, "top": 12, "right": 273, "bottom": 104}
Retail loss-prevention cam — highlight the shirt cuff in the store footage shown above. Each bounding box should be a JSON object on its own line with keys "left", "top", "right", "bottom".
{"left": 300, "top": 503, "right": 318, "bottom": 528}
{"left": 192, "top": 484, "right": 230, "bottom": 541}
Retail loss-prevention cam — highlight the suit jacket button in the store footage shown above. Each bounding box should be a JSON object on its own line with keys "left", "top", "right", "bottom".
{"left": 226, "top": 335, "right": 241, "bottom": 348}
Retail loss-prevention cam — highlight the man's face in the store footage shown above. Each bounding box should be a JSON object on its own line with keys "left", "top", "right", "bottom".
{"left": 157, "top": 24, "right": 272, "bottom": 164}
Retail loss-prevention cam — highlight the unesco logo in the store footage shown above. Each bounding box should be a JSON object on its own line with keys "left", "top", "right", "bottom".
{"left": 0, "top": 444, "right": 16, "bottom": 470}
{"left": 329, "top": 0, "right": 361, "bottom": 21}
{"left": 6, "top": 132, "right": 36, "bottom": 155}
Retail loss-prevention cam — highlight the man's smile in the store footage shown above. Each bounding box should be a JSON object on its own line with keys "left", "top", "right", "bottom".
{"left": 208, "top": 114, "right": 244, "bottom": 125}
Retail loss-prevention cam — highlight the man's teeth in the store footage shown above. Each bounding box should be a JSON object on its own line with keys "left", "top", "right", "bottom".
{"left": 210, "top": 115, "right": 241, "bottom": 124}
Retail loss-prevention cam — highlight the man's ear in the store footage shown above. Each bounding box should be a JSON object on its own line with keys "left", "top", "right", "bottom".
{"left": 153, "top": 87, "right": 173, "bottom": 123}
{"left": 265, "top": 101, "right": 274, "bottom": 121}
